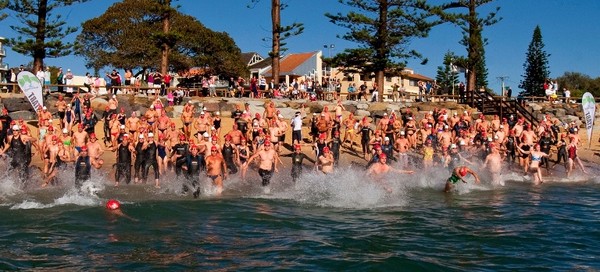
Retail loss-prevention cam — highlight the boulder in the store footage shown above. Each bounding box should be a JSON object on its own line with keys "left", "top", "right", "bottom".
{"left": 3, "top": 97, "right": 32, "bottom": 112}
{"left": 416, "top": 103, "right": 437, "bottom": 112}
{"left": 203, "top": 102, "right": 220, "bottom": 112}
{"left": 285, "top": 100, "right": 306, "bottom": 109}
{"left": 562, "top": 115, "right": 580, "bottom": 124}
{"left": 305, "top": 102, "right": 324, "bottom": 114}
{"left": 9, "top": 110, "right": 36, "bottom": 120}
{"left": 356, "top": 103, "right": 369, "bottom": 110}
{"left": 343, "top": 104, "right": 357, "bottom": 114}
{"left": 355, "top": 110, "right": 371, "bottom": 117}
{"left": 91, "top": 98, "right": 109, "bottom": 112}
{"left": 277, "top": 107, "right": 298, "bottom": 119}
{"left": 386, "top": 104, "right": 401, "bottom": 113}
{"left": 134, "top": 95, "right": 151, "bottom": 106}
{"left": 528, "top": 103, "right": 543, "bottom": 112}
{"left": 219, "top": 101, "right": 237, "bottom": 113}
{"left": 367, "top": 102, "right": 388, "bottom": 112}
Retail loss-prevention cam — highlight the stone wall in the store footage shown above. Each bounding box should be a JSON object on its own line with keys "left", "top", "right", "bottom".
{"left": 1, "top": 93, "right": 597, "bottom": 128}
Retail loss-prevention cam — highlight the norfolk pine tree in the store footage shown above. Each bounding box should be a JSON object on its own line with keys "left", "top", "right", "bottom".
{"left": 326, "top": 0, "right": 437, "bottom": 102}
{"left": 248, "top": 0, "right": 304, "bottom": 86}
{"left": 519, "top": 25, "right": 550, "bottom": 97}
{"left": 6, "top": 0, "right": 88, "bottom": 73}
{"left": 435, "top": 51, "right": 460, "bottom": 95}
{"left": 0, "top": 0, "right": 7, "bottom": 21}
{"left": 436, "top": 0, "right": 500, "bottom": 92}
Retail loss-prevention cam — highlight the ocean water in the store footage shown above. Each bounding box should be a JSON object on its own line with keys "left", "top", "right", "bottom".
{"left": 1, "top": 166, "right": 600, "bottom": 271}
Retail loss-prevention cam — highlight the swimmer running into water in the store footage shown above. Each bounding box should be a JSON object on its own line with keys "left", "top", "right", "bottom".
{"left": 367, "top": 153, "right": 414, "bottom": 192}
{"left": 445, "top": 166, "right": 481, "bottom": 193}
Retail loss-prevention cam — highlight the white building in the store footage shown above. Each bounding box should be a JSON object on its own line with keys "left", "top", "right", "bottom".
{"left": 0, "top": 37, "right": 8, "bottom": 83}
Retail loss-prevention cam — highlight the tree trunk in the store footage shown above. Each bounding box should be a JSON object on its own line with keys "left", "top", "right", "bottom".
{"left": 375, "top": 0, "right": 388, "bottom": 102}
{"left": 33, "top": 0, "right": 48, "bottom": 73}
{"left": 466, "top": 0, "right": 477, "bottom": 92}
{"left": 376, "top": 71, "right": 385, "bottom": 102}
{"left": 271, "top": 0, "right": 280, "bottom": 85}
{"left": 160, "top": 0, "right": 170, "bottom": 76}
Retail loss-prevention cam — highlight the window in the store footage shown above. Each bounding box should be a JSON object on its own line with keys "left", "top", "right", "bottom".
{"left": 409, "top": 80, "right": 417, "bottom": 87}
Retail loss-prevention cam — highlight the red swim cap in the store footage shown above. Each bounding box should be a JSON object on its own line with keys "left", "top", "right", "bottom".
{"left": 458, "top": 167, "right": 468, "bottom": 177}
{"left": 106, "top": 199, "right": 120, "bottom": 210}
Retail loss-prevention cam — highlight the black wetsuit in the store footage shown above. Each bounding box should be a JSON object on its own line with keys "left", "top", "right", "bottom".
{"left": 172, "top": 143, "right": 189, "bottom": 176}
{"left": 142, "top": 141, "right": 159, "bottom": 181}
{"left": 330, "top": 137, "right": 342, "bottom": 165}
{"left": 290, "top": 152, "right": 309, "bottom": 182}
{"left": 237, "top": 119, "right": 248, "bottom": 136}
{"left": 539, "top": 136, "right": 553, "bottom": 170}
{"left": 505, "top": 136, "right": 517, "bottom": 163}
{"left": 185, "top": 153, "right": 205, "bottom": 198}
{"left": 0, "top": 114, "right": 12, "bottom": 149}
{"left": 315, "top": 141, "right": 327, "bottom": 158}
{"left": 134, "top": 141, "right": 145, "bottom": 181}
{"left": 381, "top": 142, "right": 394, "bottom": 163}
{"left": 360, "top": 126, "right": 372, "bottom": 154}
{"left": 554, "top": 139, "right": 567, "bottom": 168}
{"left": 75, "top": 155, "right": 91, "bottom": 188}
{"left": 8, "top": 135, "right": 29, "bottom": 182}
{"left": 222, "top": 143, "right": 238, "bottom": 174}
{"left": 116, "top": 143, "right": 132, "bottom": 184}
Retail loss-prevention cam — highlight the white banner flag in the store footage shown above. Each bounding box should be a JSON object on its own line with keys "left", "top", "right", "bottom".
{"left": 17, "top": 71, "right": 44, "bottom": 111}
{"left": 581, "top": 92, "right": 596, "bottom": 148}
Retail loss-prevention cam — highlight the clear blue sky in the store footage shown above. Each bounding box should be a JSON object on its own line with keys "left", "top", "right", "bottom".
{"left": 1, "top": 0, "right": 598, "bottom": 93}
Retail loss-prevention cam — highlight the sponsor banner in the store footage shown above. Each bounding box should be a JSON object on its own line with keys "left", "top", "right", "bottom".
{"left": 17, "top": 71, "right": 44, "bottom": 111}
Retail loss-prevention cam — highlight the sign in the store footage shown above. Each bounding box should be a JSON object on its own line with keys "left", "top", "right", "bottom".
{"left": 581, "top": 92, "right": 596, "bottom": 148}
{"left": 16, "top": 71, "right": 44, "bottom": 111}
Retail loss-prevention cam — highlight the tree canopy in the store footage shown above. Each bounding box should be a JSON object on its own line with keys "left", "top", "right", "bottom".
{"left": 436, "top": 0, "right": 500, "bottom": 92}
{"left": 519, "top": 25, "right": 550, "bottom": 97}
{"left": 326, "top": 0, "right": 437, "bottom": 101}
{"left": 435, "top": 51, "right": 460, "bottom": 95}
{"left": 555, "top": 72, "right": 600, "bottom": 98}
{"left": 76, "top": 0, "right": 247, "bottom": 77}
{"left": 6, "top": 0, "right": 88, "bottom": 72}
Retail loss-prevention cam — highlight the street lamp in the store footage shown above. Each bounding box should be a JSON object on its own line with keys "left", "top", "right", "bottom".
{"left": 323, "top": 44, "right": 335, "bottom": 58}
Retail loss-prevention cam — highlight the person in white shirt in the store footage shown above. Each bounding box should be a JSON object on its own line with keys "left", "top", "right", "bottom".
{"left": 291, "top": 107, "right": 306, "bottom": 145}
{"left": 563, "top": 88, "right": 571, "bottom": 104}
{"left": 36, "top": 68, "right": 45, "bottom": 87}
{"left": 44, "top": 67, "right": 51, "bottom": 92}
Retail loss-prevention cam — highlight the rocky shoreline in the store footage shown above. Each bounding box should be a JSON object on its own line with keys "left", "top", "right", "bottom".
{"left": 0, "top": 93, "right": 596, "bottom": 128}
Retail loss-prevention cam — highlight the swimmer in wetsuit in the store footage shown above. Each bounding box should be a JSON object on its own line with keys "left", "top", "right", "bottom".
{"left": 280, "top": 144, "right": 315, "bottom": 182}
{"left": 445, "top": 166, "right": 481, "bottom": 193}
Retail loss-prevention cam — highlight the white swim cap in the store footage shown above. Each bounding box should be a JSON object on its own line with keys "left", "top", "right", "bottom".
{"left": 148, "top": 132, "right": 154, "bottom": 137}
{"left": 62, "top": 128, "right": 68, "bottom": 133}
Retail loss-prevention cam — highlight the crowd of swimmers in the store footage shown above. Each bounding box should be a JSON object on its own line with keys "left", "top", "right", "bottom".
{"left": 0, "top": 94, "right": 593, "bottom": 197}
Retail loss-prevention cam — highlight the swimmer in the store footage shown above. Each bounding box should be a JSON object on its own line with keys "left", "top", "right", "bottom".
{"left": 105, "top": 199, "right": 137, "bottom": 221}
{"left": 247, "top": 140, "right": 278, "bottom": 187}
{"left": 445, "top": 166, "right": 481, "bottom": 193}
{"left": 367, "top": 153, "right": 414, "bottom": 192}
{"left": 518, "top": 143, "right": 549, "bottom": 185}
{"left": 482, "top": 143, "right": 505, "bottom": 186}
